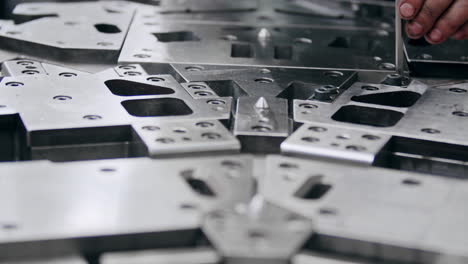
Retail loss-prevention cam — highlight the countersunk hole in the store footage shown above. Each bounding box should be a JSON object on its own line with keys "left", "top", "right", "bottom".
{"left": 336, "top": 134, "right": 351, "bottom": 140}
{"left": 173, "top": 128, "right": 187, "bottom": 134}
{"left": 119, "top": 65, "right": 136, "bottom": 70}
{"left": 346, "top": 145, "right": 366, "bottom": 151}
{"left": 53, "top": 95, "right": 72, "bottom": 101}
{"left": 252, "top": 125, "right": 272, "bottom": 132}
{"left": 308, "top": 126, "right": 327, "bottom": 132}
{"left": 83, "top": 115, "right": 102, "bottom": 120}
{"left": 59, "top": 72, "right": 77, "bottom": 77}
{"left": 134, "top": 54, "right": 151, "bottom": 58}
{"left": 97, "top": 42, "right": 113, "bottom": 46}
{"left": 22, "top": 70, "right": 39, "bottom": 75}
{"left": 180, "top": 203, "right": 198, "bottom": 210}
{"left": 202, "top": 132, "right": 221, "bottom": 140}
{"left": 402, "top": 178, "right": 422, "bottom": 186}
{"left": 156, "top": 137, "right": 175, "bottom": 144}
{"left": 16, "top": 60, "right": 33, "bottom": 66}
{"left": 294, "top": 37, "right": 312, "bottom": 44}
{"left": 142, "top": 126, "right": 160, "bottom": 131}
{"left": 301, "top": 137, "right": 320, "bottom": 143}
{"left": 188, "top": 84, "right": 206, "bottom": 90}
{"left": 185, "top": 66, "right": 204, "bottom": 72}
{"left": 449, "top": 88, "right": 467, "bottom": 93}
{"left": 255, "top": 77, "right": 274, "bottom": 84}
{"left": 421, "top": 128, "right": 441, "bottom": 134}
{"left": 147, "top": 77, "right": 165, "bottom": 82}
{"left": 279, "top": 163, "right": 299, "bottom": 169}
{"left": 221, "top": 160, "right": 243, "bottom": 169}
{"left": 196, "top": 121, "right": 215, "bottom": 128}
{"left": 221, "top": 34, "right": 238, "bottom": 41}
{"left": 248, "top": 230, "right": 266, "bottom": 239}
{"left": 362, "top": 85, "right": 379, "bottom": 91}
{"left": 100, "top": 168, "right": 116, "bottom": 172}
{"left": 2, "top": 224, "right": 18, "bottom": 230}
{"left": 324, "top": 71, "right": 343, "bottom": 78}
{"left": 5, "top": 82, "right": 24, "bottom": 87}
{"left": 207, "top": 99, "right": 226, "bottom": 105}
{"left": 319, "top": 207, "right": 338, "bottom": 216}
{"left": 124, "top": 71, "right": 142, "bottom": 76}
{"left": 453, "top": 111, "right": 468, "bottom": 117}
{"left": 195, "top": 91, "right": 214, "bottom": 97}
{"left": 380, "top": 62, "right": 395, "bottom": 70}
{"left": 299, "top": 103, "right": 318, "bottom": 109}
{"left": 362, "top": 134, "right": 380, "bottom": 140}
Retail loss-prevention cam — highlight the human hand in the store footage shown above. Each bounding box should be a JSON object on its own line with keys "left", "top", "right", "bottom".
{"left": 398, "top": 0, "right": 468, "bottom": 44}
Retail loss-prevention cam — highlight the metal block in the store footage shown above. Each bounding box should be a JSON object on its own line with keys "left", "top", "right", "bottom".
{"left": 134, "top": 119, "right": 240, "bottom": 158}
{"left": 234, "top": 96, "right": 289, "bottom": 153}
{"left": 202, "top": 200, "right": 313, "bottom": 264}
{"left": 120, "top": 10, "right": 396, "bottom": 71}
{"left": 261, "top": 155, "right": 468, "bottom": 262}
{"left": 0, "top": 256, "right": 87, "bottom": 264}
{"left": 0, "top": 155, "right": 254, "bottom": 260}
{"left": 101, "top": 248, "right": 220, "bottom": 264}
{"left": 282, "top": 123, "right": 391, "bottom": 164}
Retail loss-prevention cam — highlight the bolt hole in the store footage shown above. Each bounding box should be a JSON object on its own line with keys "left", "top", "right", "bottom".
{"left": 308, "top": 126, "right": 327, "bottom": 132}
{"left": 254, "top": 77, "right": 274, "bottom": 84}
{"left": 421, "top": 128, "right": 440, "bottom": 134}
{"left": 402, "top": 178, "right": 421, "bottom": 186}
{"left": 362, "top": 134, "right": 380, "bottom": 140}
{"left": 196, "top": 122, "right": 215, "bottom": 128}
{"left": 301, "top": 137, "right": 320, "bottom": 143}
{"left": 142, "top": 126, "right": 160, "bottom": 131}
{"left": 156, "top": 138, "right": 175, "bottom": 144}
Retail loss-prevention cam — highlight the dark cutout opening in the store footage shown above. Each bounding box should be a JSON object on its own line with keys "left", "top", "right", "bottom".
{"left": 153, "top": 31, "right": 200, "bottom": 42}
{"left": 105, "top": 79, "right": 174, "bottom": 96}
{"left": 277, "top": 82, "right": 315, "bottom": 100}
{"left": 274, "top": 45, "right": 293, "bottom": 60}
{"left": 122, "top": 98, "right": 193, "bottom": 117}
{"left": 294, "top": 176, "right": 332, "bottom": 200}
{"left": 351, "top": 91, "right": 421, "bottom": 108}
{"left": 332, "top": 105, "right": 404, "bottom": 127}
{"left": 95, "top": 23, "right": 122, "bottom": 34}
{"left": 374, "top": 136, "right": 468, "bottom": 179}
{"left": 231, "top": 43, "right": 254, "bottom": 58}
{"left": 184, "top": 178, "right": 216, "bottom": 197}
{"left": 328, "top": 36, "right": 349, "bottom": 48}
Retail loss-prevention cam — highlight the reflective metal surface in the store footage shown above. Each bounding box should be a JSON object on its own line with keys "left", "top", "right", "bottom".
{"left": 0, "top": 0, "right": 467, "bottom": 263}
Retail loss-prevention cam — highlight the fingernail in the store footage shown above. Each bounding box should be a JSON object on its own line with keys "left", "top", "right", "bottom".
{"left": 400, "top": 3, "right": 415, "bottom": 18}
{"left": 429, "top": 29, "right": 443, "bottom": 42}
{"left": 408, "top": 22, "right": 423, "bottom": 36}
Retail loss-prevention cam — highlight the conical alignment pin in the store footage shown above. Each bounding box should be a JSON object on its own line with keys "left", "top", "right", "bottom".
{"left": 255, "top": 97, "right": 270, "bottom": 109}
{"left": 257, "top": 28, "right": 271, "bottom": 41}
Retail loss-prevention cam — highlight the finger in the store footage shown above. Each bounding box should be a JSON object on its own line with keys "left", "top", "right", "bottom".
{"left": 405, "top": 0, "right": 454, "bottom": 39}
{"left": 399, "top": 0, "right": 425, "bottom": 20}
{"left": 426, "top": 0, "right": 468, "bottom": 44}
{"left": 453, "top": 23, "right": 468, "bottom": 40}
